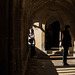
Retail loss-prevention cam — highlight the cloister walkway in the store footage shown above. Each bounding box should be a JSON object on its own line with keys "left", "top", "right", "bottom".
{"left": 26, "top": 49, "right": 75, "bottom": 75}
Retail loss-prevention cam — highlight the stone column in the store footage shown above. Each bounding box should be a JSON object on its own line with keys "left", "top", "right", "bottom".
{"left": 73, "top": 41, "right": 75, "bottom": 57}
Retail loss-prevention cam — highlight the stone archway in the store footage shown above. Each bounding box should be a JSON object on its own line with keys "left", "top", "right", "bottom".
{"left": 31, "top": 14, "right": 64, "bottom": 55}
{"left": 42, "top": 14, "right": 64, "bottom": 52}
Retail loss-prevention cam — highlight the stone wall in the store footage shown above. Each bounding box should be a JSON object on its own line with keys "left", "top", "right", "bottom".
{"left": 0, "top": 0, "right": 32, "bottom": 75}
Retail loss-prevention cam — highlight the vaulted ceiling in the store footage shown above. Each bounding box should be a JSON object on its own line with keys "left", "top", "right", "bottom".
{"left": 25, "top": 0, "right": 75, "bottom": 15}
{"left": 25, "top": 0, "right": 75, "bottom": 27}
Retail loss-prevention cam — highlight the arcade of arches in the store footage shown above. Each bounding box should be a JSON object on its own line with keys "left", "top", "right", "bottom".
{"left": 0, "top": 0, "right": 75, "bottom": 75}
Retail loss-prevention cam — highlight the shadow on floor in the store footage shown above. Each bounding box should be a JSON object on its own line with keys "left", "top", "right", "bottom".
{"left": 35, "top": 47, "right": 50, "bottom": 59}
{"left": 25, "top": 47, "right": 58, "bottom": 75}
{"left": 55, "top": 65, "right": 75, "bottom": 68}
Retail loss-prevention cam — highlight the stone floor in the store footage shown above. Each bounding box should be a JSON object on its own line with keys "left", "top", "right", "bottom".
{"left": 52, "top": 59, "right": 75, "bottom": 75}
{"left": 26, "top": 49, "right": 75, "bottom": 75}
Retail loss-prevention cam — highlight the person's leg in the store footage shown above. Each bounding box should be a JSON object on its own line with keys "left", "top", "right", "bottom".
{"left": 63, "top": 49, "right": 66, "bottom": 64}
{"left": 31, "top": 44, "right": 33, "bottom": 57}
{"left": 63, "top": 46, "right": 69, "bottom": 65}
{"left": 31, "top": 44, "right": 35, "bottom": 56}
{"left": 65, "top": 47, "right": 68, "bottom": 64}
{"left": 33, "top": 44, "right": 35, "bottom": 56}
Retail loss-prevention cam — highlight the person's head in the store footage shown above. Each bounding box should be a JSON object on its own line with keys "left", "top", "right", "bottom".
{"left": 29, "top": 28, "right": 34, "bottom": 33}
{"left": 65, "top": 25, "right": 70, "bottom": 30}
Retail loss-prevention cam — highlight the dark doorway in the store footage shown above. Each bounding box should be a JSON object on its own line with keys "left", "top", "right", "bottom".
{"left": 45, "top": 21, "right": 60, "bottom": 50}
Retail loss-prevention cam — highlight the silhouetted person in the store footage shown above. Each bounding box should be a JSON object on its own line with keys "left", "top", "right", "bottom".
{"left": 28, "top": 28, "right": 35, "bottom": 57}
{"left": 62, "top": 25, "right": 72, "bottom": 66}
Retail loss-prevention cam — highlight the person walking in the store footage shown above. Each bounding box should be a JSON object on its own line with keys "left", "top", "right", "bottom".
{"left": 28, "top": 28, "right": 35, "bottom": 57}
{"left": 62, "top": 25, "right": 72, "bottom": 66}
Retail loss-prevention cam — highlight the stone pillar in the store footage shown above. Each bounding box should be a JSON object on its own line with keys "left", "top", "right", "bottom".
{"left": 33, "top": 22, "right": 42, "bottom": 50}
{"left": 0, "top": 0, "right": 9, "bottom": 75}
{"left": 73, "top": 41, "right": 75, "bottom": 57}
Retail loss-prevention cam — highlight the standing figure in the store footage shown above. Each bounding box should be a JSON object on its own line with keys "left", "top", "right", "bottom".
{"left": 28, "top": 28, "right": 35, "bottom": 57}
{"left": 62, "top": 25, "right": 72, "bottom": 66}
